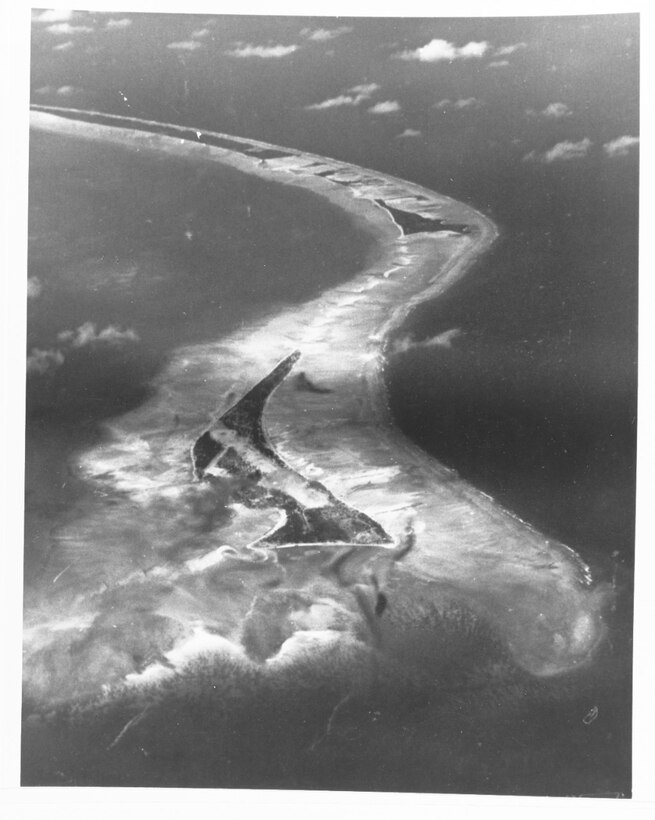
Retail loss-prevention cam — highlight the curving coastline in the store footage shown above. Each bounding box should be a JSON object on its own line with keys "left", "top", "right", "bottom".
{"left": 28, "top": 107, "right": 610, "bottom": 685}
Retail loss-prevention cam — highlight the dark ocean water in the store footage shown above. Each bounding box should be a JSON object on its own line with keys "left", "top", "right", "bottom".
{"left": 27, "top": 13, "right": 639, "bottom": 574}
{"left": 386, "top": 157, "right": 639, "bottom": 575}
{"left": 381, "top": 151, "right": 637, "bottom": 798}
{"left": 24, "top": 12, "right": 638, "bottom": 795}
{"left": 25, "top": 128, "right": 378, "bottom": 581}
{"left": 24, "top": 122, "right": 635, "bottom": 796}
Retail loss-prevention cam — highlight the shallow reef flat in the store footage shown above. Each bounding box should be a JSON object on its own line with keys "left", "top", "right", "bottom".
{"left": 22, "top": 109, "right": 616, "bottom": 789}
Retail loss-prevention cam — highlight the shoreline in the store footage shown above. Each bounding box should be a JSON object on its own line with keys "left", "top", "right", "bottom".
{"left": 29, "top": 108, "right": 609, "bottom": 680}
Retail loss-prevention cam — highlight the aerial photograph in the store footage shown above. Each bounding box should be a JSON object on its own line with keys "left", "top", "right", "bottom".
{"left": 22, "top": 6, "right": 639, "bottom": 797}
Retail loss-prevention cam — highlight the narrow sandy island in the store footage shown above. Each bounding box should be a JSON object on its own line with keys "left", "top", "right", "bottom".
{"left": 29, "top": 107, "right": 609, "bottom": 683}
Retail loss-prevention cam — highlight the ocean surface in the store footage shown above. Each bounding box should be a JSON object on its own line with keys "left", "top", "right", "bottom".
{"left": 23, "top": 12, "right": 639, "bottom": 796}
{"left": 28, "top": 13, "right": 639, "bottom": 578}
{"left": 386, "top": 157, "right": 638, "bottom": 576}
{"left": 25, "top": 128, "right": 378, "bottom": 583}
{"left": 23, "top": 122, "right": 634, "bottom": 795}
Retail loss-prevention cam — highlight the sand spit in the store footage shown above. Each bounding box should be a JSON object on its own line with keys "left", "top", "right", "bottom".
{"left": 29, "top": 107, "right": 610, "bottom": 679}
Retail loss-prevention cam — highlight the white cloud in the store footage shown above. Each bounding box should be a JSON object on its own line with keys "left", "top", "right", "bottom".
{"left": 603, "top": 135, "right": 639, "bottom": 157}
{"left": 28, "top": 323, "right": 139, "bottom": 377}
{"left": 27, "top": 348, "right": 65, "bottom": 376}
{"left": 494, "top": 42, "right": 527, "bottom": 56}
{"left": 27, "top": 278, "right": 42, "bottom": 299}
{"left": 300, "top": 26, "right": 353, "bottom": 42}
{"left": 33, "top": 10, "right": 76, "bottom": 23}
{"left": 369, "top": 100, "right": 401, "bottom": 115}
{"left": 167, "top": 40, "right": 204, "bottom": 52}
{"left": 58, "top": 322, "right": 140, "bottom": 348}
{"left": 487, "top": 60, "right": 510, "bottom": 69}
{"left": 458, "top": 41, "right": 489, "bottom": 58}
{"left": 34, "top": 86, "right": 54, "bottom": 95}
{"left": 398, "top": 38, "right": 489, "bottom": 62}
{"left": 436, "top": 97, "right": 482, "bottom": 110}
{"left": 540, "top": 102, "right": 573, "bottom": 119}
{"left": 396, "top": 128, "right": 422, "bottom": 139}
{"left": 306, "top": 94, "right": 360, "bottom": 110}
{"left": 191, "top": 28, "right": 212, "bottom": 39}
{"left": 524, "top": 138, "right": 593, "bottom": 164}
{"left": 305, "top": 82, "right": 380, "bottom": 110}
{"left": 45, "top": 22, "right": 93, "bottom": 36}
{"left": 543, "top": 138, "right": 592, "bottom": 163}
{"left": 105, "top": 18, "right": 132, "bottom": 31}
{"left": 53, "top": 40, "right": 74, "bottom": 52}
{"left": 349, "top": 83, "right": 380, "bottom": 96}
{"left": 55, "top": 85, "right": 82, "bottom": 97}
{"left": 227, "top": 43, "right": 299, "bottom": 58}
